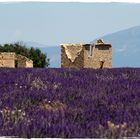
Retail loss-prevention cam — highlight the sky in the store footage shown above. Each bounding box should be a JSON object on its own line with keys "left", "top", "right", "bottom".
{"left": 0, "top": 2, "right": 140, "bottom": 46}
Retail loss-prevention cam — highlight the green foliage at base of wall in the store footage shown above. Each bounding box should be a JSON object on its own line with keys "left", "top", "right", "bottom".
{"left": 0, "top": 42, "right": 49, "bottom": 68}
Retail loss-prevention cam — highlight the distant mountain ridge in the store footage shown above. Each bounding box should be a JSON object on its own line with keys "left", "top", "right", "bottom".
{"left": 24, "top": 26, "right": 140, "bottom": 68}
{"left": 24, "top": 41, "right": 48, "bottom": 48}
{"left": 21, "top": 41, "right": 60, "bottom": 68}
{"left": 92, "top": 26, "right": 140, "bottom": 67}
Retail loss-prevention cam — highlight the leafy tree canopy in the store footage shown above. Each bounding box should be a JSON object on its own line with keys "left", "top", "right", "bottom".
{"left": 0, "top": 42, "right": 49, "bottom": 68}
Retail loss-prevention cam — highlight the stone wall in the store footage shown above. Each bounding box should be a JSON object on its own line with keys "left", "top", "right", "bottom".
{"left": 61, "top": 44, "right": 84, "bottom": 68}
{"left": 91, "top": 43, "right": 112, "bottom": 68}
{"left": 0, "top": 52, "right": 33, "bottom": 68}
{"left": 25, "top": 60, "right": 33, "bottom": 68}
{"left": 61, "top": 39, "right": 112, "bottom": 69}
{"left": 83, "top": 42, "right": 112, "bottom": 68}
{"left": 16, "top": 54, "right": 33, "bottom": 68}
{"left": 83, "top": 44, "right": 96, "bottom": 68}
{"left": 0, "top": 52, "right": 15, "bottom": 68}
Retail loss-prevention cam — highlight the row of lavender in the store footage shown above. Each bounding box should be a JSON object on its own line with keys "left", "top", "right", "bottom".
{"left": 0, "top": 68, "right": 140, "bottom": 138}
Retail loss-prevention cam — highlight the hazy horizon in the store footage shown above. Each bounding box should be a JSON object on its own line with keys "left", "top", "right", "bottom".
{"left": 0, "top": 2, "right": 140, "bottom": 46}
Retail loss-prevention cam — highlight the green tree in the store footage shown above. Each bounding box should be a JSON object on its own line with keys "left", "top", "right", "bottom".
{"left": 0, "top": 42, "right": 49, "bottom": 68}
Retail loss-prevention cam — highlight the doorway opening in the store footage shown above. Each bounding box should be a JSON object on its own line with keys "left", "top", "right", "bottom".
{"left": 15, "top": 60, "right": 18, "bottom": 68}
{"left": 100, "top": 61, "right": 104, "bottom": 69}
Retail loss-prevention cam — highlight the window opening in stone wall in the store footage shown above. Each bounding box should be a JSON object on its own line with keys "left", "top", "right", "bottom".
{"left": 88, "top": 45, "right": 93, "bottom": 56}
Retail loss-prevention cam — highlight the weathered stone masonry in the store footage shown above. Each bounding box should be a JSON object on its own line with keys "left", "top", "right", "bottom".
{"left": 0, "top": 52, "right": 33, "bottom": 68}
{"left": 0, "top": 53, "right": 15, "bottom": 68}
{"left": 61, "top": 39, "right": 112, "bottom": 68}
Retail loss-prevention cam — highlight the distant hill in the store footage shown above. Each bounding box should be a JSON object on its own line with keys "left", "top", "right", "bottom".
{"left": 24, "top": 41, "right": 60, "bottom": 68}
{"left": 25, "top": 26, "right": 140, "bottom": 68}
{"left": 39, "top": 46, "right": 60, "bottom": 68}
{"left": 92, "top": 26, "right": 140, "bottom": 67}
{"left": 24, "top": 41, "right": 49, "bottom": 48}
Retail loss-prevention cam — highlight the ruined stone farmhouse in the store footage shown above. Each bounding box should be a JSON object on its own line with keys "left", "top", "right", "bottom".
{"left": 0, "top": 52, "right": 33, "bottom": 68}
{"left": 61, "top": 39, "right": 112, "bottom": 69}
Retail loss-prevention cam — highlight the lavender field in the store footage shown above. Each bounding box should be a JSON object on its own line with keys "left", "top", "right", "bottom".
{"left": 0, "top": 68, "right": 140, "bottom": 138}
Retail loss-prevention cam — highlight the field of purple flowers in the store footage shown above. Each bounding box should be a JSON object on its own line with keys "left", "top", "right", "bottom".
{"left": 0, "top": 68, "right": 140, "bottom": 138}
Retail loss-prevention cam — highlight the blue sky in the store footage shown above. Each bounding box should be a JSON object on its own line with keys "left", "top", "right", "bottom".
{"left": 0, "top": 2, "right": 140, "bottom": 46}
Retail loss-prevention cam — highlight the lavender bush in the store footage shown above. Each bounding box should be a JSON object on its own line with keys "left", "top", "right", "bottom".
{"left": 0, "top": 68, "right": 140, "bottom": 138}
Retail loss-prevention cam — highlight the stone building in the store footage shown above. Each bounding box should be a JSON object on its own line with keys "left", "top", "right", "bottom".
{"left": 0, "top": 53, "right": 15, "bottom": 68}
{"left": 61, "top": 39, "right": 112, "bottom": 69}
{"left": 0, "top": 52, "right": 33, "bottom": 68}
{"left": 15, "top": 54, "right": 33, "bottom": 68}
